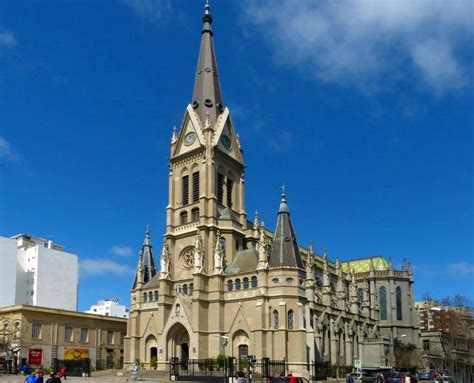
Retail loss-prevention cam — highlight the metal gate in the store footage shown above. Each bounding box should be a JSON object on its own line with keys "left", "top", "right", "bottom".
{"left": 170, "top": 357, "right": 236, "bottom": 382}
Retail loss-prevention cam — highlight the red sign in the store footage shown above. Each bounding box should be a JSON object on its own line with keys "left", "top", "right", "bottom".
{"left": 28, "top": 349, "right": 43, "bottom": 365}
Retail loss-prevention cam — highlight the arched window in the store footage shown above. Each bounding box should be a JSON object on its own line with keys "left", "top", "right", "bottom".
{"left": 182, "top": 284, "right": 188, "bottom": 295}
{"left": 315, "top": 278, "right": 322, "bottom": 289}
{"left": 251, "top": 276, "right": 257, "bottom": 288}
{"left": 143, "top": 293, "right": 147, "bottom": 303}
{"left": 227, "top": 280, "right": 233, "bottom": 291}
{"left": 396, "top": 286, "right": 403, "bottom": 320}
{"left": 189, "top": 283, "right": 193, "bottom": 295}
{"left": 235, "top": 279, "right": 241, "bottom": 290}
{"left": 191, "top": 208, "right": 200, "bottom": 222}
{"left": 330, "top": 283, "right": 336, "bottom": 294}
{"left": 148, "top": 292, "right": 153, "bottom": 301}
{"left": 273, "top": 310, "right": 279, "bottom": 329}
{"left": 175, "top": 304, "right": 180, "bottom": 316}
{"left": 180, "top": 211, "right": 188, "bottom": 225}
{"left": 243, "top": 278, "right": 249, "bottom": 289}
{"left": 357, "top": 288, "right": 363, "bottom": 307}
{"left": 379, "top": 286, "right": 387, "bottom": 320}
{"left": 182, "top": 175, "right": 189, "bottom": 205}
{"left": 154, "top": 291, "right": 159, "bottom": 301}
{"left": 288, "top": 310, "right": 294, "bottom": 330}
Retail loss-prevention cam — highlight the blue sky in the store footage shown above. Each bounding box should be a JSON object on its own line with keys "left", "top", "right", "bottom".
{"left": 0, "top": 0, "right": 472, "bottom": 311}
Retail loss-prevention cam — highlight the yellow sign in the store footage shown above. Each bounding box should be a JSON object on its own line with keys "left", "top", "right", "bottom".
{"left": 64, "top": 348, "right": 89, "bottom": 360}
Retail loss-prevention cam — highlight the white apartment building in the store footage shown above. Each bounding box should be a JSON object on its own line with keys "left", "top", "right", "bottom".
{"left": 85, "top": 299, "right": 129, "bottom": 318}
{"left": 0, "top": 234, "right": 78, "bottom": 311}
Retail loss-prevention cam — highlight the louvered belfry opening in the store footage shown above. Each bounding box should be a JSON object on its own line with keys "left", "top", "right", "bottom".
{"left": 182, "top": 175, "right": 189, "bottom": 205}
{"left": 192, "top": 172, "right": 200, "bottom": 203}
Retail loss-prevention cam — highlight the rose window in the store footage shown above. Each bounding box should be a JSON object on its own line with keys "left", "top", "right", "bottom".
{"left": 180, "top": 247, "right": 195, "bottom": 269}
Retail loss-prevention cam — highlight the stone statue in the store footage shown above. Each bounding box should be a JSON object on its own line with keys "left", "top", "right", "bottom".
{"left": 214, "top": 230, "right": 224, "bottom": 274}
{"left": 159, "top": 243, "right": 170, "bottom": 279}
{"left": 256, "top": 223, "right": 268, "bottom": 270}
{"left": 193, "top": 232, "right": 204, "bottom": 273}
{"left": 305, "top": 241, "right": 315, "bottom": 280}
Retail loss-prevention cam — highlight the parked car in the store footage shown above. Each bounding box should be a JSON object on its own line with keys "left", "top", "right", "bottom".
{"left": 384, "top": 371, "right": 402, "bottom": 383}
{"left": 350, "top": 371, "right": 376, "bottom": 383}
{"left": 270, "top": 376, "right": 310, "bottom": 383}
{"left": 418, "top": 372, "right": 432, "bottom": 381}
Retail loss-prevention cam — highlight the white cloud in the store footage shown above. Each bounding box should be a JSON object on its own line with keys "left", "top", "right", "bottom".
{"left": 120, "top": 0, "right": 171, "bottom": 21}
{"left": 0, "top": 137, "right": 19, "bottom": 162}
{"left": 243, "top": 0, "right": 472, "bottom": 94}
{"left": 111, "top": 245, "right": 133, "bottom": 257}
{"left": 80, "top": 259, "right": 134, "bottom": 276}
{"left": 448, "top": 262, "right": 474, "bottom": 276}
{"left": 0, "top": 30, "right": 17, "bottom": 48}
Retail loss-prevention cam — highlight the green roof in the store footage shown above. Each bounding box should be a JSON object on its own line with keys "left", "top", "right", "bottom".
{"left": 341, "top": 256, "right": 388, "bottom": 273}
{"left": 225, "top": 248, "right": 258, "bottom": 275}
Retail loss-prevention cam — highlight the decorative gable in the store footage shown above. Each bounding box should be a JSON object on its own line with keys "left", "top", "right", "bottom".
{"left": 172, "top": 105, "right": 206, "bottom": 157}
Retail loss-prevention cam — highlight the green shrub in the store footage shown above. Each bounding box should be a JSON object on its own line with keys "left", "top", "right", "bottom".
{"left": 150, "top": 356, "right": 158, "bottom": 369}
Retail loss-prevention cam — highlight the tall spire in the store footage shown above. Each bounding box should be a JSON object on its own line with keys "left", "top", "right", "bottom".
{"left": 191, "top": 2, "right": 224, "bottom": 128}
{"left": 132, "top": 225, "right": 157, "bottom": 289}
{"left": 268, "top": 189, "right": 304, "bottom": 269}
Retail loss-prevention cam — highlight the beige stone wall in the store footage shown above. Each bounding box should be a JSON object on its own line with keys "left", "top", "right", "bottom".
{"left": 0, "top": 305, "right": 126, "bottom": 369}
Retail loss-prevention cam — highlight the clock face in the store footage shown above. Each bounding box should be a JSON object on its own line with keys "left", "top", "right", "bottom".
{"left": 184, "top": 132, "right": 196, "bottom": 146}
{"left": 221, "top": 135, "right": 232, "bottom": 150}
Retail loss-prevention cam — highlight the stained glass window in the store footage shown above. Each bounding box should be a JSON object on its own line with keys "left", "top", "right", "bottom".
{"left": 379, "top": 286, "right": 387, "bottom": 320}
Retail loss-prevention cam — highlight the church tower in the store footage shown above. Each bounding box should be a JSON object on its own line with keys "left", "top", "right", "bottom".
{"left": 165, "top": 2, "right": 246, "bottom": 281}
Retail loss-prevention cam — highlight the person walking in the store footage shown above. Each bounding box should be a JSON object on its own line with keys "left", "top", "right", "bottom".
{"left": 236, "top": 371, "right": 246, "bottom": 383}
{"left": 45, "top": 371, "right": 61, "bottom": 383}
{"left": 59, "top": 367, "right": 67, "bottom": 380}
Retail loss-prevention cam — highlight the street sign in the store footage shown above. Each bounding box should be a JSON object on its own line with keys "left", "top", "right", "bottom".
{"left": 354, "top": 359, "right": 362, "bottom": 369}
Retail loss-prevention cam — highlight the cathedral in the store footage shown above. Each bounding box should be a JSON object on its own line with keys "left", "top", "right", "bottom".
{"left": 124, "top": 4, "right": 418, "bottom": 375}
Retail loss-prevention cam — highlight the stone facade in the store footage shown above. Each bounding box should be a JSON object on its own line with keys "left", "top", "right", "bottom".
{"left": 124, "top": 4, "right": 418, "bottom": 376}
{"left": 0, "top": 305, "right": 127, "bottom": 370}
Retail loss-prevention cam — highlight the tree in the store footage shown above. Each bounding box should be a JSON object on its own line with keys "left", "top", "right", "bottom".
{"left": 393, "top": 338, "right": 419, "bottom": 371}
{"left": 1, "top": 319, "right": 29, "bottom": 373}
{"left": 452, "top": 294, "right": 469, "bottom": 308}
{"left": 422, "top": 292, "right": 434, "bottom": 302}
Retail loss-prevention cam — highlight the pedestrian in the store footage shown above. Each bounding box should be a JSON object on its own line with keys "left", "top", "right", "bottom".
{"left": 347, "top": 374, "right": 354, "bottom": 383}
{"left": 21, "top": 364, "right": 29, "bottom": 376}
{"left": 236, "top": 371, "right": 246, "bottom": 383}
{"left": 59, "top": 367, "right": 67, "bottom": 380}
{"left": 45, "top": 372, "right": 61, "bottom": 383}
{"left": 26, "top": 369, "right": 44, "bottom": 383}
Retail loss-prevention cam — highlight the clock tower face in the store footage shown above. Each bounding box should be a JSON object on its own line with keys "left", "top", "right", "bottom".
{"left": 184, "top": 132, "right": 196, "bottom": 146}
{"left": 221, "top": 134, "right": 231, "bottom": 150}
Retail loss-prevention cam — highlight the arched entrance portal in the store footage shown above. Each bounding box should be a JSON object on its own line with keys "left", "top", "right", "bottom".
{"left": 167, "top": 323, "right": 190, "bottom": 361}
{"left": 232, "top": 330, "right": 250, "bottom": 370}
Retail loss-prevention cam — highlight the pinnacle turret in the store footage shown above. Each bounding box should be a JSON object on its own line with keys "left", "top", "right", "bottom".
{"left": 132, "top": 225, "right": 157, "bottom": 289}
{"left": 268, "top": 190, "right": 303, "bottom": 269}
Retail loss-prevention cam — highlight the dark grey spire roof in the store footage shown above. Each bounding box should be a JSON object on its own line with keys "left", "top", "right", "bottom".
{"left": 191, "top": 3, "right": 224, "bottom": 127}
{"left": 268, "top": 192, "right": 304, "bottom": 269}
{"left": 132, "top": 225, "right": 157, "bottom": 289}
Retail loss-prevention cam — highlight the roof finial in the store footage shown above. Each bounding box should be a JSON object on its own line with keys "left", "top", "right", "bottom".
{"left": 278, "top": 185, "right": 289, "bottom": 213}
{"left": 203, "top": 0, "right": 212, "bottom": 24}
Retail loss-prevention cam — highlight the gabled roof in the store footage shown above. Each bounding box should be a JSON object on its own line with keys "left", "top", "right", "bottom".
{"left": 267, "top": 192, "right": 304, "bottom": 269}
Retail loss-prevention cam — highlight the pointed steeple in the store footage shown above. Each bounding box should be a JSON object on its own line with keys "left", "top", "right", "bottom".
{"left": 191, "top": 2, "right": 224, "bottom": 128}
{"left": 132, "top": 225, "right": 157, "bottom": 289}
{"left": 268, "top": 189, "right": 304, "bottom": 269}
